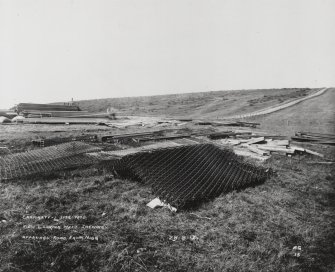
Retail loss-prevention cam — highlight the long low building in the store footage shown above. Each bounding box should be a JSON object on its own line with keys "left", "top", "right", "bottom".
{"left": 16, "top": 103, "right": 81, "bottom": 113}
{"left": 21, "top": 110, "right": 88, "bottom": 117}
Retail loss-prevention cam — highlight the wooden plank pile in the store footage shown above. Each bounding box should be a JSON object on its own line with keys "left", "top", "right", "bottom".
{"left": 195, "top": 120, "right": 260, "bottom": 128}
{"left": 100, "top": 131, "right": 166, "bottom": 143}
{"left": 217, "top": 134, "right": 324, "bottom": 161}
{"left": 291, "top": 132, "right": 335, "bottom": 145}
{"left": 207, "top": 131, "right": 252, "bottom": 139}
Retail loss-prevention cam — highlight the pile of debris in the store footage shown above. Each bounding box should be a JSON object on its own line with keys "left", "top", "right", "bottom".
{"left": 292, "top": 132, "right": 335, "bottom": 145}
{"left": 101, "top": 131, "right": 165, "bottom": 143}
{"left": 212, "top": 133, "right": 324, "bottom": 161}
{"left": 194, "top": 120, "right": 260, "bottom": 128}
{"left": 24, "top": 126, "right": 327, "bottom": 162}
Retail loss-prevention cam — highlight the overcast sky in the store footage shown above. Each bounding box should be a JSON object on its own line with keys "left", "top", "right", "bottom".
{"left": 0, "top": 0, "right": 334, "bottom": 109}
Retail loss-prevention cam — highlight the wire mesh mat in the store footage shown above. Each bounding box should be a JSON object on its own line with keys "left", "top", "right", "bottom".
{"left": 0, "top": 142, "right": 101, "bottom": 181}
{"left": 112, "top": 143, "right": 272, "bottom": 208}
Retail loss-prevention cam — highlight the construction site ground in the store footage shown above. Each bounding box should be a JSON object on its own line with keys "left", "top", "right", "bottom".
{"left": 0, "top": 88, "right": 334, "bottom": 272}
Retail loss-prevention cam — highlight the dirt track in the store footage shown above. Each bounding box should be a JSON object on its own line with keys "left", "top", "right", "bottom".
{"left": 225, "top": 87, "right": 329, "bottom": 119}
{"left": 246, "top": 87, "right": 335, "bottom": 136}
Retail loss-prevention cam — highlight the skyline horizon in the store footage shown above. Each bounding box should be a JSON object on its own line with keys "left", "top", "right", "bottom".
{"left": 1, "top": 0, "right": 334, "bottom": 109}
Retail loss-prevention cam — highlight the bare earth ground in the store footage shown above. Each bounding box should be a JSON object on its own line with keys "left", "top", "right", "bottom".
{"left": 0, "top": 88, "right": 334, "bottom": 272}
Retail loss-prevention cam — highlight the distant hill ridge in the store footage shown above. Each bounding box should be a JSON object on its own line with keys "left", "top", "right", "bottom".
{"left": 75, "top": 88, "right": 317, "bottom": 118}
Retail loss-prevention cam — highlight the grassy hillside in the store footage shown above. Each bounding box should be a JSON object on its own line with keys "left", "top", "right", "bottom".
{"left": 77, "top": 88, "right": 317, "bottom": 118}
{"left": 246, "top": 88, "right": 335, "bottom": 135}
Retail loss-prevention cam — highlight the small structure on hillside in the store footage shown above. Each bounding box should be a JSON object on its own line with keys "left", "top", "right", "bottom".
{"left": 15, "top": 102, "right": 81, "bottom": 114}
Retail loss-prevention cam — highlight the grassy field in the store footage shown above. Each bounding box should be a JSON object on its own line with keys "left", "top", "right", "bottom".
{"left": 1, "top": 88, "right": 334, "bottom": 272}
{"left": 245, "top": 88, "right": 335, "bottom": 136}
{"left": 77, "top": 88, "right": 317, "bottom": 119}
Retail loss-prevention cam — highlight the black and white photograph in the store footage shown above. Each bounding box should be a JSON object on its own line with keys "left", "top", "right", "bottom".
{"left": 0, "top": 0, "right": 334, "bottom": 271}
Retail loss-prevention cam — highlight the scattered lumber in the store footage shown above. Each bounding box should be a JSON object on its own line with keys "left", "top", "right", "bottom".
{"left": 139, "top": 134, "right": 192, "bottom": 142}
{"left": 101, "top": 131, "right": 164, "bottom": 142}
{"left": 256, "top": 145, "right": 295, "bottom": 154}
{"left": 304, "top": 149, "right": 324, "bottom": 158}
{"left": 195, "top": 120, "right": 260, "bottom": 128}
{"left": 246, "top": 137, "right": 265, "bottom": 145}
{"left": 247, "top": 145, "right": 270, "bottom": 156}
{"left": 208, "top": 131, "right": 252, "bottom": 139}
{"left": 177, "top": 122, "right": 188, "bottom": 126}
{"left": 306, "top": 161, "right": 335, "bottom": 165}
{"left": 220, "top": 139, "right": 241, "bottom": 146}
{"left": 290, "top": 145, "right": 325, "bottom": 158}
{"left": 265, "top": 139, "right": 289, "bottom": 147}
{"left": 292, "top": 132, "right": 335, "bottom": 145}
{"left": 292, "top": 136, "right": 319, "bottom": 142}
{"left": 197, "top": 121, "right": 213, "bottom": 125}
{"left": 290, "top": 145, "right": 305, "bottom": 152}
{"left": 178, "top": 118, "right": 193, "bottom": 122}
{"left": 236, "top": 139, "right": 251, "bottom": 143}
{"left": 297, "top": 131, "right": 335, "bottom": 139}
{"left": 246, "top": 135, "right": 287, "bottom": 139}
{"left": 236, "top": 121, "right": 260, "bottom": 128}
{"left": 233, "top": 148, "right": 269, "bottom": 161}
{"left": 223, "top": 121, "right": 260, "bottom": 128}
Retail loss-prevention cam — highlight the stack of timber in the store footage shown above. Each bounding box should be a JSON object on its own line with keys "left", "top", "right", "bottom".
{"left": 291, "top": 132, "right": 335, "bottom": 145}
{"left": 195, "top": 120, "right": 260, "bottom": 128}
{"left": 100, "top": 131, "right": 165, "bottom": 143}
{"left": 225, "top": 121, "right": 260, "bottom": 128}
{"left": 216, "top": 133, "right": 324, "bottom": 160}
{"left": 139, "top": 134, "right": 193, "bottom": 142}
{"left": 207, "top": 131, "right": 252, "bottom": 139}
{"left": 22, "top": 110, "right": 88, "bottom": 118}
{"left": 22, "top": 110, "right": 115, "bottom": 119}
